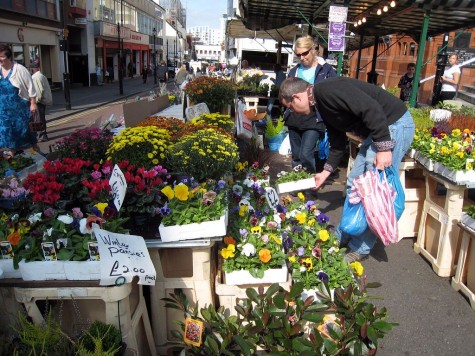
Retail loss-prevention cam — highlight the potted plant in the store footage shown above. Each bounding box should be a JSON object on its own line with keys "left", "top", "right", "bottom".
{"left": 162, "top": 289, "right": 256, "bottom": 355}
{"left": 167, "top": 128, "right": 239, "bottom": 181}
{"left": 183, "top": 76, "right": 237, "bottom": 113}
{"left": 265, "top": 116, "right": 286, "bottom": 151}
{"left": 221, "top": 179, "right": 287, "bottom": 284}
{"left": 158, "top": 177, "right": 228, "bottom": 242}
{"left": 0, "top": 151, "right": 35, "bottom": 178}
{"left": 189, "top": 112, "right": 235, "bottom": 133}
{"left": 105, "top": 125, "right": 171, "bottom": 169}
{"left": 275, "top": 165, "right": 316, "bottom": 194}
{"left": 53, "top": 127, "right": 113, "bottom": 163}
{"left": 0, "top": 175, "right": 28, "bottom": 210}
{"left": 77, "top": 320, "right": 124, "bottom": 355}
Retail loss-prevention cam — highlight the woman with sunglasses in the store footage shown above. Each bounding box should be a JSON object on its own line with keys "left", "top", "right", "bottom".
{"left": 284, "top": 35, "right": 336, "bottom": 174}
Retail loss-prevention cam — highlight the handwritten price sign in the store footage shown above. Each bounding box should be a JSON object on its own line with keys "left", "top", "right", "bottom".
{"left": 93, "top": 225, "right": 156, "bottom": 286}
{"left": 110, "top": 164, "right": 126, "bottom": 212}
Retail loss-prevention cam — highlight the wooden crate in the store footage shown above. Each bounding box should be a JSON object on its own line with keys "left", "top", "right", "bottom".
{"left": 451, "top": 223, "right": 475, "bottom": 311}
{"left": 414, "top": 200, "right": 462, "bottom": 277}
{"left": 148, "top": 245, "right": 217, "bottom": 354}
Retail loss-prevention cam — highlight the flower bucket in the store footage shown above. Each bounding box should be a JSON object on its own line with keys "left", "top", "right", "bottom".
{"left": 0, "top": 193, "right": 26, "bottom": 209}
{"left": 267, "top": 133, "right": 286, "bottom": 152}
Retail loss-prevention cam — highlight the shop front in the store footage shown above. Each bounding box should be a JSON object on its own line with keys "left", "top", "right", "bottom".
{"left": 95, "top": 21, "right": 150, "bottom": 83}
{"left": 0, "top": 21, "right": 61, "bottom": 85}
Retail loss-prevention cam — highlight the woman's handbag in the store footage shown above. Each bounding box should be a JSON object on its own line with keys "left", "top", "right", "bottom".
{"left": 29, "top": 111, "right": 46, "bottom": 132}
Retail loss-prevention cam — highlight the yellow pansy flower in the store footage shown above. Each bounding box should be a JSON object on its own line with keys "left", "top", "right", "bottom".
{"left": 297, "top": 192, "right": 305, "bottom": 201}
{"left": 349, "top": 261, "right": 364, "bottom": 276}
{"left": 296, "top": 212, "right": 307, "bottom": 224}
{"left": 174, "top": 184, "right": 189, "bottom": 201}
{"left": 94, "top": 202, "right": 108, "bottom": 215}
{"left": 319, "top": 230, "right": 329, "bottom": 242}
{"left": 220, "top": 244, "right": 235, "bottom": 259}
{"left": 251, "top": 226, "right": 262, "bottom": 234}
{"left": 161, "top": 186, "right": 174, "bottom": 200}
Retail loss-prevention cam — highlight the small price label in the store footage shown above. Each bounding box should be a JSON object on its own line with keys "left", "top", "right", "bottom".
{"left": 466, "top": 158, "right": 474, "bottom": 171}
{"left": 265, "top": 187, "right": 279, "bottom": 209}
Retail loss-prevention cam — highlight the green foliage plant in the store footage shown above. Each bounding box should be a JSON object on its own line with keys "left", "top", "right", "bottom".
{"left": 11, "top": 310, "right": 73, "bottom": 355}
{"left": 77, "top": 321, "right": 122, "bottom": 356}
{"left": 408, "top": 106, "right": 433, "bottom": 130}
{"left": 162, "top": 290, "right": 255, "bottom": 356}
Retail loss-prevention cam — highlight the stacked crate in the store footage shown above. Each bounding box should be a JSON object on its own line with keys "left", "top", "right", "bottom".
{"left": 397, "top": 159, "right": 426, "bottom": 239}
{"left": 413, "top": 169, "right": 471, "bottom": 277}
{"left": 451, "top": 222, "right": 475, "bottom": 310}
{"left": 148, "top": 243, "right": 217, "bottom": 355}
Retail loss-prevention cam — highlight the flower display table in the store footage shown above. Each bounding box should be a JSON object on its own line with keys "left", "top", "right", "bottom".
{"left": 9, "top": 280, "right": 155, "bottom": 355}
{"left": 414, "top": 168, "right": 470, "bottom": 277}
{"left": 146, "top": 238, "right": 220, "bottom": 354}
{"left": 451, "top": 222, "right": 475, "bottom": 310}
{"left": 223, "top": 264, "right": 288, "bottom": 285}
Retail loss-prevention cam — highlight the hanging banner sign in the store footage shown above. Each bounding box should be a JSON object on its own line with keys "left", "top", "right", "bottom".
{"left": 328, "top": 6, "right": 347, "bottom": 52}
{"left": 329, "top": 6, "right": 348, "bottom": 23}
{"left": 93, "top": 225, "right": 156, "bottom": 286}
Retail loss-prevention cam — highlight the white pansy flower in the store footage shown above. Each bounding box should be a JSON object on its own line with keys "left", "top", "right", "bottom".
{"left": 28, "top": 213, "right": 42, "bottom": 224}
{"left": 57, "top": 214, "right": 73, "bottom": 224}
{"left": 242, "top": 178, "right": 254, "bottom": 187}
{"left": 44, "top": 228, "right": 53, "bottom": 238}
{"left": 232, "top": 184, "right": 243, "bottom": 195}
{"left": 79, "top": 218, "right": 88, "bottom": 234}
{"left": 242, "top": 243, "right": 256, "bottom": 257}
{"left": 300, "top": 266, "right": 307, "bottom": 273}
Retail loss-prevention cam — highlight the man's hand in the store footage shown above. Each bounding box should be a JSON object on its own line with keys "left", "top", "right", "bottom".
{"left": 374, "top": 151, "right": 392, "bottom": 170}
{"left": 314, "top": 170, "right": 331, "bottom": 189}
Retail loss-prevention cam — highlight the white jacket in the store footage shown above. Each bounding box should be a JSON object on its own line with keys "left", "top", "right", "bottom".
{"left": 32, "top": 71, "right": 53, "bottom": 106}
{"left": 7, "top": 62, "right": 37, "bottom": 101}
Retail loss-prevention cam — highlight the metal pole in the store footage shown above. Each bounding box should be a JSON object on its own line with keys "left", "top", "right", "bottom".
{"left": 153, "top": 28, "right": 157, "bottom": 84}
{"left": 431, "top": 33, "right": 449, "bottom": 106}
{"left": 410, "top": 10, "right": 430, "bottom": 108}
{"left": 174, "top": 39, "right": 177, "bottom": 69}
{"left": 118, "top": 22, "right": 123, "bottom": 95}
{"left": 63, "top": 34, "right": 71, "bottom": 110}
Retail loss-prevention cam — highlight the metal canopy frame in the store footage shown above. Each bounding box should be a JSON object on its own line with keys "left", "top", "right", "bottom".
{"left": 236, "top": 0, "right": 475, "bottom": 43}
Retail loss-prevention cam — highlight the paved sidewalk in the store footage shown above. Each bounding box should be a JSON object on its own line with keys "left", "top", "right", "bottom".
{"left": 47, "top": 76, "right": 175, "bottom": 122}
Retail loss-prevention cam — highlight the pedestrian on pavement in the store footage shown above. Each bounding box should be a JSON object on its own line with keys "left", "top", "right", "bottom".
{"left": 0, "top": 43, "right": 38, "bottom": 150}
{"left": 285, "top": 35, "right": 336, "bottom": 173}
{"left": 142, "top": 65, "right": 148, "bottom": 84}
{"left": 440, "top": 53, "right": 461, "bottom": 102}
{"left": 398, "top": 63, "right": 416, "bottom": 102}
{"left": 156, "top": 61, "right": 168, "bottom": 83}
{"left": 29, "top": 62, "right": 52, "bottom": 142}
{"left": 107, "top": 66, "right": 113, "bottom": 83}
{"left": 279, "top": 76, "right": 415, "bottom": 262}
{"left": 96, "top": 64, "right": 103, "bottom": 86}
{"left": 175, "top": 64, "right": 188, "bottom": 88}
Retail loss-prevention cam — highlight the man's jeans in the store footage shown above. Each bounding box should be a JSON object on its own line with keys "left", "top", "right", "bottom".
{"left": 288, "top": 128, "right": 322, "bottom": 173}
{"left": 341, "top": 110, "right": 415, "bottom": 254}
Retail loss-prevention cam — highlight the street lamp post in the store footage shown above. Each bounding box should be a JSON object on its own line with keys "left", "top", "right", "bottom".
{"left": 118, "top": 0, "right": 124, "bottom": 95}
{"left": 152, "top": 27, "right": 157, "bottom": 84}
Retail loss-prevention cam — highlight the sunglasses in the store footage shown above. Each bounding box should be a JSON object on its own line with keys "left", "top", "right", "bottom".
{"left": 295, "top": 48, "right": 312, "bottom": 57}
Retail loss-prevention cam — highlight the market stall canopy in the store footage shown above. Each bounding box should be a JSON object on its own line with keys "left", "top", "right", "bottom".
{"left": 237, "top": 0, "right": 475, "bottom": 39}
{"left": 226, "top": 19, "right": 377, "bottom": 51}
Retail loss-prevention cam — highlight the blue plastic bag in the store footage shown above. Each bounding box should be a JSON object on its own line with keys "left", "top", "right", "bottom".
{"left": 317, "top": 131, "right": 329, "bottom": 160}
{"left": 383, "top": 166, "right": 405, "bottom": 220}
{"left": 338, "top": 192, "right": 368, "bottom": 236}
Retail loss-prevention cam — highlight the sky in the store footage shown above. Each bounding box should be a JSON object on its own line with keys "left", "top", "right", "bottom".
{"left": 184, "top": 0, "right": 227, "bottom": 29}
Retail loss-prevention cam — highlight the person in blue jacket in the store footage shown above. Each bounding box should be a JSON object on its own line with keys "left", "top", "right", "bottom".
{"left": 284, "top": 35, "right": 336, "bottom": 173}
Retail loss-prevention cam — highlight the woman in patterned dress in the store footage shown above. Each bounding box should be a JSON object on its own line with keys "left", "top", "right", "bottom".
{"left": 0, "top": 43, "right": 37, "bottom": 150}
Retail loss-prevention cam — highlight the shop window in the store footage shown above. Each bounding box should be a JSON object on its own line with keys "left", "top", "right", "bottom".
{"left": 29, "top": 46, "right": 40, "bottom": 65}
{"left": 410, "top": 42, "right": 416, "bottom": 56}
{"left": 13, "top": 45, "right": 25, "bottom": 65}
{"left": 403, "top": 42, "right": 408, "bottom": 55}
